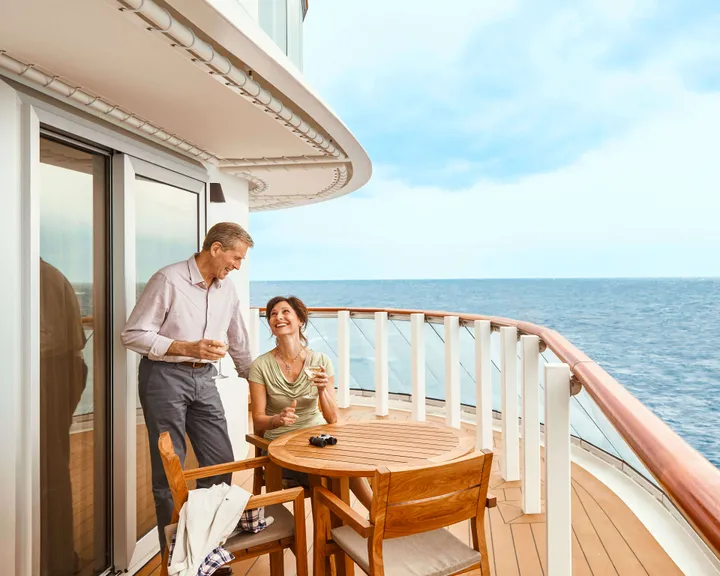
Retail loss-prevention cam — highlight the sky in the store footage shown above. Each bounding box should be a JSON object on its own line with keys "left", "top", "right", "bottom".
{"left": 249, "top": 0, "right": 720, "bottom": 281}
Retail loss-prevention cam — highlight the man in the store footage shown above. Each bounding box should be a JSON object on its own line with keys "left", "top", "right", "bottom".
{"left": 122, "top": 222, "right": 254, "bottom": 552}
{"left": 40, "top": 258, "right": 88, "bottom": 575}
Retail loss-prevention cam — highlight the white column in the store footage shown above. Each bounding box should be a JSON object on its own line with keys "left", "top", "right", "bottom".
{"left": 112, "top": 154, "right": 138, "bottom": 570}
{"left": 337, "top": 311, "right": 351, "bottom": 409}
{"left": 474, "top": 320, "right": 493, "bottom": 450}
{"left": 248, "top": 307, "right": 260, "bottom": 360}
{"left": 410, "top": 313, "right": 426, "bottom": 421}
{"left": 374, "top": 312, "right": 388, "bottom": 416}
{"left": 0, "top": 82, "right": 39, "bottom": 576}
{"left": 500, "top": 326, "right": 520, "bottom": 481}
{"left": 521, "top": 335, "right": 541, "bottom": 514}
{"left": 545, "top": 363, "right": 572, "bottom": 576}
{"left": 444, "top": 316, "right": 461, "bottom": 428}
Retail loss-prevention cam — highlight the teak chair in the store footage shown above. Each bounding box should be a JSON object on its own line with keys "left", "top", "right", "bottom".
{"left": 158, "top": 431, "right": 308, "bottom": 576}
{"left": 313, "top": 450, "right": 495, "bottom": 576}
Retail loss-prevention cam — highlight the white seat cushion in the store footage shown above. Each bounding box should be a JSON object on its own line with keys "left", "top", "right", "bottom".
{"left": 331, "top": 525, "right": 481, "bottom": 576}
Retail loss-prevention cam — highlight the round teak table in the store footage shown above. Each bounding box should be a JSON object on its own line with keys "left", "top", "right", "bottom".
{"left": 268, "top": 419, "right": 475, "bottom": 476}
{"left": 267, "top": 420, "right": 476, "bottom": 576}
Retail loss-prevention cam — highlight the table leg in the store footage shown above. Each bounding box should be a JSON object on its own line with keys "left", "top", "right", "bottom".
{"left": 330, "top": 477, "right": 354, "bottom": 576}
{"left": 265, "top": 461, "right": 285, "bottom": 576}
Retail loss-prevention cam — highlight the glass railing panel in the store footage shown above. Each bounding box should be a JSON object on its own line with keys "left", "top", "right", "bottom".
{"left": 307, "top": 316, "right": 363, "bottom": 389}
{"left": 391, "top": 319, "right": 443, "bottom": 400}
{"left": 386, "top": 319, "right": 412, "bottom": 395}
{"left": 541, "top": 347, "right": 657, "bottom": 483}
{"left": 347, "top": 318, "right": 378, "bottom": 392}
{"left": 259, "top": 317, "right": 275, "bottom": 354}
{"left": 424, "top": 323, "right": 447, "bottom": 401}
{"left": 350, "top": 317, "right": 406, "bottom": 394}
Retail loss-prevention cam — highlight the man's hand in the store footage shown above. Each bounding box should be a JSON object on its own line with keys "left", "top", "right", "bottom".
{"left": 275, "top": 400, "right": 297, "bottom": 427}
{"left": 168, "top": 339, "right": 227, "bottom": 360}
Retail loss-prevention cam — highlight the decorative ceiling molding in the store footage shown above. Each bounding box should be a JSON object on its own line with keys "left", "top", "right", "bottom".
{"left": 0, "top": 50, "right": 221, "bottom": 163}
{"left": 114, "top": 0, "right": 345, "bottom": 159}
{"left": 220, "top": 155, "right": 348, "bottom": 169}
{"left": 248, "top": 165, "right": 350, "bottom": 212}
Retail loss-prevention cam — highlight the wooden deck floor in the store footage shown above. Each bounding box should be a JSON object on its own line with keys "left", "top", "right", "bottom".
{"left": 136, "top": 405, "right": 682, "bottom": 576}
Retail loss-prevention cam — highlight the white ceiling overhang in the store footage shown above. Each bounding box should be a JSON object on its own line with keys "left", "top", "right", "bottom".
{"left": 0, "top": 0, "right": 371, "bottom": 210}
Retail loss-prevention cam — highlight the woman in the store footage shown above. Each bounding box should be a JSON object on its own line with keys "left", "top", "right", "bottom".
{"left": 248, "top": 295, "right": 372, "bottom": 509}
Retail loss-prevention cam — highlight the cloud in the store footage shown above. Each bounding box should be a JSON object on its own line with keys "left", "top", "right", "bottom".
{"left": 250, "top": 90, "right": 720, "bottom": 280}
{"left": 302, "top": 0, "right": 720, "bottom": 185}
{"left": 249, "top": 1, "right": 720, "bottom": 280}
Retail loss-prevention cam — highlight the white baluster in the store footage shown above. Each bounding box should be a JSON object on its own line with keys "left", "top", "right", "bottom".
{"left": 500, "top": 326, "right": 520, "bottom": 481}
{"left": 248, "top": 307, "right": 260, "bottom": 360}
{"left": 521, "top": 335, "right": 541, "bottom": 514}
{"left": 374, "top": 311, "right": 389, "bottom": 417}
{"left": 474, "top": 320, "right": 493, "bottom": 450}
{"left": 337, "top": 310, "right": 350, "bottom": 409}
{"left": 545, "top": 363, "right": 572, "bottom": 576}
{"left": 410, "top": 313, "right": 426, "bottom": 421}
{"left": 444, "top": 316, "right": 461, "bottom": 428}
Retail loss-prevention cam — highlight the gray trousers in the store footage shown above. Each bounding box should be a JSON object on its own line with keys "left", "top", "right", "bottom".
{"left": 138, "top": 357, "right": 234, "bottom": 551}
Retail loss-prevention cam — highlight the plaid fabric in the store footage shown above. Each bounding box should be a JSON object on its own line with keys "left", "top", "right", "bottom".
{"left": 237, "top": 507, "right": 267, "bottom": 534}
{"left": 168, "top": 530, "right": 235, "bottom": 575}
{"left": 197, "top": 547, "right": 235, "bottom": 576}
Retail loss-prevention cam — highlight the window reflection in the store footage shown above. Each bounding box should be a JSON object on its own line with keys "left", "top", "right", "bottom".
{"left": 39, "top": 137, "right": 109, "bottom": 576}
{"left": 134, "top": 176, "right": 199, "bottom": 540}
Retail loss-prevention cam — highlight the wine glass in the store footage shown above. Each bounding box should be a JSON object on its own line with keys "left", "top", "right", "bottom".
{"left": 302, "top": 366, "right": 323, "bottom": 399}
{"left": 212, "top": 336, "right": 229, "bottom": 380}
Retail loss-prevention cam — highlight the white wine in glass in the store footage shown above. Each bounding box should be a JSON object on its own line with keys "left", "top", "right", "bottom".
{"left": 212, "top": 338, "right": 230, "bottom": 380}
{"left": 302, "top": 366, "right": 323, "bottom": 399}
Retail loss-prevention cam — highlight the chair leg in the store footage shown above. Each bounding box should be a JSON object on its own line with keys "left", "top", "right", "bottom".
{"left": 269, "top": 551, "right": 285, "bottom": 576}
{"left": 313, "top": 495, "right": 331, "bottom": 576}
{"left": 471, "top": 516, "right": 491, "bottom": 576}
{"left": 160, "top": 547, "right": 169, "bottom": 576}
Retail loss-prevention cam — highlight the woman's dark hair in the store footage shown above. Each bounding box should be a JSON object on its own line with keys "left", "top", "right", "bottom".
{"left": 266, "top": 295, "right": 309, "bottom": 345}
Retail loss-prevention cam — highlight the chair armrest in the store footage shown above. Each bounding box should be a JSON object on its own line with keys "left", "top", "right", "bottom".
{"left": 246, "top": 434, "right": 270, "bottom": 452}
{"left": 486, "top": 494, "right": 498, "bottom": 508}
{"left": 314, "top": 486, "right": 372, "bottom": 538}
{"left": 183, "top": 456, "right": 269, "bottom": 481}
{"left": 247, "top": 486, "right": 304, "bottom": 509}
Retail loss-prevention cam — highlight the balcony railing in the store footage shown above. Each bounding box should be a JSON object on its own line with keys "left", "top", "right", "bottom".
{"left": 249, "top": 306, "right": 720, "bottom": 574}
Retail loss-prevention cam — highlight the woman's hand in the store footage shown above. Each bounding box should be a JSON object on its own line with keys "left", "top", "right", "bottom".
{"left": 274, "top": 400, "right": 297, "bottom": 427}
{"left": 310, "top": 366, "right": 330, "bottom": 391}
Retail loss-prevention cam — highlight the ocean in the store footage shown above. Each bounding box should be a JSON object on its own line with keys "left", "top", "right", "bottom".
{"left": 251, "top": 278, "right": 720, "bottom": 469}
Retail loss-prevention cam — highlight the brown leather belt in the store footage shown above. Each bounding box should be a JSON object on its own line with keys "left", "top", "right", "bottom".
{"left": 178, "top": 361, "right": 208, "bottom": 369}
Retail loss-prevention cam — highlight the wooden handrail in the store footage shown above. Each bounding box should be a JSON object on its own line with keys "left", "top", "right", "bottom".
{"left": 256, "top": 305, "right": 720, "bottom": 559}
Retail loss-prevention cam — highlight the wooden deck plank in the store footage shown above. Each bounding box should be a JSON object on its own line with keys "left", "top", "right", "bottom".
{"left": 488, "top": 506, "right": 520, "bottom": 576}
{"left": 572, "top": 466, "right": 684, "bottom": 576}
{"left": 571, "top": 482, "right": 618, "bottom": 575}
{"left": 572, "top": 529, "right": 593, "bottom": 576}
{"left": 511, "top": 523, "right": 543, "bottom": 576}
{"left": 530, "top": 524, "right": 547, "bottom": 576}
{"left": 573, "top": 481, "right": 649, "bottom": 575}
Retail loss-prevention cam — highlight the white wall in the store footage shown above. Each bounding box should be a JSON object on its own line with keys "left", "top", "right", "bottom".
{"left": 205, "top": 166, "right": 252, "bottom": 460}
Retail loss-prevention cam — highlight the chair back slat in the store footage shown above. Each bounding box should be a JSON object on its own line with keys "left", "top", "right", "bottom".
{"left": 375, "top": 450, "right": 493, "bottom": 540}
{"left": 384, "top": 487, "right": 481, "bottom": 538}
{"left": 386, "top": 450, "right": 491, "bottom": 504}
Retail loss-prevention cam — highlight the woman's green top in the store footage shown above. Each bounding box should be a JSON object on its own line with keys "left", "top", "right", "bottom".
{"left": 248, "top": 349, "right": 335, "bottom": 442}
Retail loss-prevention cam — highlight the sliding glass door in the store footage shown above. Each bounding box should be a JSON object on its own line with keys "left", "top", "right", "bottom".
{"left": 39, "top": 136, "right": 110, "bottom": 576}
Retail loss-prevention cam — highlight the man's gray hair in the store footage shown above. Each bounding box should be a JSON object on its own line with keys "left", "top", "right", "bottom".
{"left": 202, "top": 222, "right": 255, "bottom": 251}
